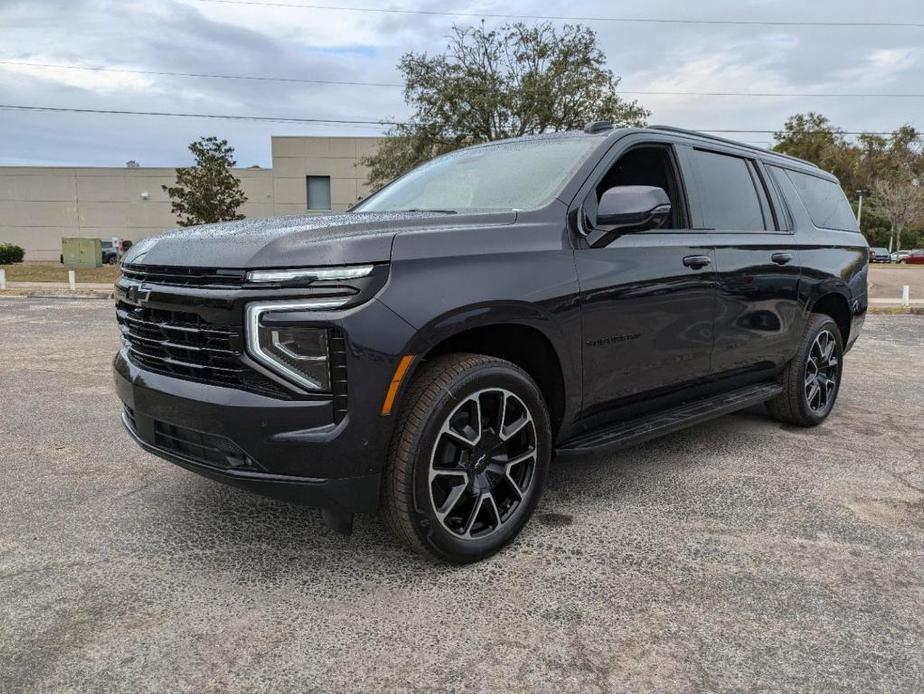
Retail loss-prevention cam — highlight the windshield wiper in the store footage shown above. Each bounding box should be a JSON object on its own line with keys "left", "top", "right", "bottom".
{"left": 400, "top": 208, "right": 458, "bottom": 214}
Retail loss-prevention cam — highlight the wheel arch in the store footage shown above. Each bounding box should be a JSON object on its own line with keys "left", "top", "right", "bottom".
{"left": 808, "top": 291, "right": 852, "bottom": 344}
{"left": 396, "top": 306, "right": 579, "bottom": 441}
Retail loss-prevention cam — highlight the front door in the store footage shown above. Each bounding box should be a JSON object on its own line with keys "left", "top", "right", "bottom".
{"left": 574, "top": 141, "right": 716, "bottom": 412}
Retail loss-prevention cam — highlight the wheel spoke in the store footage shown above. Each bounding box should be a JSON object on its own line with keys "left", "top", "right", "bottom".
{"left": 501, "top": 412, "right": 532, "bottom": 441}
{"left": 442, "top": 428, "right": 478, "bottom": 449}
{"left": 462, "top": 494, "right": 485, "bottom": 537}
{"left": 806, "top": 381, "right": 820, "bottom": 407}
{"left": 435, "top": 481, "right": 468, "bottom": 520}
{"left": 481, "top": 493, "right": 501, "bottom": 528}
{"left": 496, "top": 392, "right": 508, "bottom": 434}
{"left": 440, "top": 395, "right": 482, "bottom": 448}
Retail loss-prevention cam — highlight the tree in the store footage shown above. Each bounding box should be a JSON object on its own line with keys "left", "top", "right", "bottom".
{"left": 773, "top": 113, "right": 924, "bottom": 247}
{"left": 163, "top": 136, "right": 247, "bottom": 227}
{"left": 361, "top": 22, "right": 649, "bottom": 188}
{"left": 772, "top": 113, "right": 851, "bottom": 179}
{"left": 872, "top": 165, "right": 924, "bottom": 254}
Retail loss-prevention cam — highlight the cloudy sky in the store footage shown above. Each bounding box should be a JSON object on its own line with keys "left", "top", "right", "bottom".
{"left": 1, "top": 0, "right": 922, "bottom": 167}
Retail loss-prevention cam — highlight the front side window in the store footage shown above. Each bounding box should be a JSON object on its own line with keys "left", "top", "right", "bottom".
{"left": 592, "top": 145, "right": 688, "bottom": 229}
{"left": 692, "top": 149, "right": 766, "bottom": 231}
{"left": 354, "top": 137, "right": 597, "bottom": 213}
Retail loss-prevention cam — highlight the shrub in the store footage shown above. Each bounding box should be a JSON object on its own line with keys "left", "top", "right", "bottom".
{"left": 0, "top": 243, "right": 25, "bottom": 264}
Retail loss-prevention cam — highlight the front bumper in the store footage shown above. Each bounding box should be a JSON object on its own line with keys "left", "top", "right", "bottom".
{"left": 114, "top": 350, "right": 385, "bottom": 513}
{"left": 121, "top": 409, "right": 380, "bottom": 512}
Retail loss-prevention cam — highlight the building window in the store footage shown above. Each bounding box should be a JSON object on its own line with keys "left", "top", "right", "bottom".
{"left": 307, "top": 176, "right": 331, "bottom": 210}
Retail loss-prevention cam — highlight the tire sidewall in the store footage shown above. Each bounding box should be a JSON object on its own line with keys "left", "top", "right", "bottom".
{"left": 794, "top": 317, "right": 844, "bottom": 424}
{"left": 409, "top": 363, "right": 551, "bottom": 563}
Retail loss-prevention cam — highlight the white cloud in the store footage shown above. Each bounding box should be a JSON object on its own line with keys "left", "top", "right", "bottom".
{"left": 1, "top": 0, "right": 922, "bottom": 165}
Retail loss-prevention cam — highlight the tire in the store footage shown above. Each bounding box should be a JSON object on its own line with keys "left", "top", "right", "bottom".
{"left": 766, "top": 314, "right": 844, "bottom": 427}
{"left": 381, "top": 353, "right": 552, "bottom": 563}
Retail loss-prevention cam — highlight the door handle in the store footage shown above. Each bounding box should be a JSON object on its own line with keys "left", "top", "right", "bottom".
{"left": 771, "top": 252, "right": 793, "bottom": 265}
{"left": 682, "top": 255, "right": 712, "bottom": 269}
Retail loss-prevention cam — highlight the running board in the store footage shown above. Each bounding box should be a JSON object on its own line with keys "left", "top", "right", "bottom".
{"left": 556, "top": 382, "right": 782, "bottom": 457}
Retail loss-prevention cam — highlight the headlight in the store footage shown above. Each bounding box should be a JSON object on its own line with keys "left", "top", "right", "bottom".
{"left": 245, "top": 298, "right": 348, "bottom": 391}
{"left": 247, "top": 265, "right": 374, "bottom": 284}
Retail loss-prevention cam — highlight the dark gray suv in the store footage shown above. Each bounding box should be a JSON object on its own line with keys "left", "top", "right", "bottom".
{"left": 115, "top": 124, "right": 867, "bottom": 562}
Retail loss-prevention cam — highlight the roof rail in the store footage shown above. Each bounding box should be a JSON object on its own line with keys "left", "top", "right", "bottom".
{"left": 647, "top": 125, "right": 818, "bottom": 168}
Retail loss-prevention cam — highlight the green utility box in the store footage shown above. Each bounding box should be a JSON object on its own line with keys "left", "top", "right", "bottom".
{"left": 61, "top": 238, "right": 102, "bottom": 269}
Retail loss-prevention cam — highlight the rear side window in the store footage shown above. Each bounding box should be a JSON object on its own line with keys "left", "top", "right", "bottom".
{"left": 691, "top": 150, "right": 766, "bottom": 230}
{"left": 778, "top": 168, "right": 859, "bottom": 232}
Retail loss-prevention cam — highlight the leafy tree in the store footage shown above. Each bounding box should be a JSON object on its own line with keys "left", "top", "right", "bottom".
{"left": 773, "top": 113, "right": 924, "bottom": 247}
{"left": 872, "top": 165, "right": 924, "bottom": 254}
{"left": 773, "top": 112, "right": 846, "bottom": 168}
{"left": 361, "top": 22, "right": 649, "bottom": 188}
{"left": 163, "top": 136, "right": 247, "bottom": 227}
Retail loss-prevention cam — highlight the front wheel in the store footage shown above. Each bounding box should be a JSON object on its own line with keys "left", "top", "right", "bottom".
{"left": 767, "top": 314, "right": 844, "bottom": 426}
{"left": 381, "top": 353, "right": 551, "bottom": 563}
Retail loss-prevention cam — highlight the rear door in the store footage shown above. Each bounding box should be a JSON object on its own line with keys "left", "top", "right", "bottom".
{"left": 681, "top": 146, "right": 802, "bottom": 376}
{"left": 573, "top": 136, "right": 717, "bottom": 410}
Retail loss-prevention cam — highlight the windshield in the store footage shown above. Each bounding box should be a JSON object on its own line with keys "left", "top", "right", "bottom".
{"left": 355, "top": 137, "right": 597, "bottom": 213}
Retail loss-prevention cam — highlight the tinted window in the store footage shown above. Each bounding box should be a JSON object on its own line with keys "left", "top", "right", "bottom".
{"left": 692, "top": 150, "right": 766, "bottom": 230}
{"left": 779, "top": 168, "right": 859, "bottom": 231}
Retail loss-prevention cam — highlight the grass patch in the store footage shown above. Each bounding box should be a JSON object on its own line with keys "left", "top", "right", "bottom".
{"left": 0, "top": 262, "right": 121, "bottom": 284}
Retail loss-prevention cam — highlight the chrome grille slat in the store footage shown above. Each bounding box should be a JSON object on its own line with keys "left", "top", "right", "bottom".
{"left": 115, "top": 299, "right": 292, "bottom": 396}
{"left": 121, "top": 263, "right": 246, "bottom": 288}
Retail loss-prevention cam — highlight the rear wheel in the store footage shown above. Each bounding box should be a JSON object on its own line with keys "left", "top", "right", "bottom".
{"left": 381, "top": 353, "right": 551, "bottom": 563}
{"left": 767, "top": 314, "right": 844, "bottom": 426}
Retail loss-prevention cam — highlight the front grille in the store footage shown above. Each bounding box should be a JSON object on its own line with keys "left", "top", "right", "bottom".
{"left": 121, "top": 264, "right": 246, "bottom": 288}
{"left": 116, "top": 300, "right": 289, "bottom": 397}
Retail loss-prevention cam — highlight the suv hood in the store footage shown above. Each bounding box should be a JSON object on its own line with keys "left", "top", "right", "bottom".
{"left": 123, "top": 210, "right": 517, "bottom": 268}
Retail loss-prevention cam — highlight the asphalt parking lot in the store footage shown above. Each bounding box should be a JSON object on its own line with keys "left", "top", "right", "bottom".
{"left": 1, "top": 298, "right": 922, "bottom": 693}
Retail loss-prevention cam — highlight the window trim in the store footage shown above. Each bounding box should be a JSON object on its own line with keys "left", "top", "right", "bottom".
{"left": 759, "top": 162, "right": 795, "bottom": 232}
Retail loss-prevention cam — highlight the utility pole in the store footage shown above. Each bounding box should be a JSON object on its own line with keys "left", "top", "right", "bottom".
{"left": 856, "top": 190, "right": 866, "bottom": 228}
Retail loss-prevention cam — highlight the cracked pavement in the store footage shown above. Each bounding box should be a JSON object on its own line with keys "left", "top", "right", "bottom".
{"left": 1, "top": 298, "right": 922, "bottom": 692}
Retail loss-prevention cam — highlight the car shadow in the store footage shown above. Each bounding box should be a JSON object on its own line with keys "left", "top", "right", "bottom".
{"left": 125, "top": 407, "right": 782, "bottom": 578}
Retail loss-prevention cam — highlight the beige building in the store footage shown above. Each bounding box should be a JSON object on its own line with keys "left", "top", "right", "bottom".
{"left": 0, "top": 136, "right": 381, "bottom": 260}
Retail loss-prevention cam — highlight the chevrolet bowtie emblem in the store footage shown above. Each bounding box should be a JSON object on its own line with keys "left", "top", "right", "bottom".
{"left": 128, "top": 283, "right": 151, "bottom": 306}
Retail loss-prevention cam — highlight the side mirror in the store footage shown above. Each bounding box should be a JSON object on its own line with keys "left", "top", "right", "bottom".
{"left": 585, "top": 185, "right": 671, "bottom": 248}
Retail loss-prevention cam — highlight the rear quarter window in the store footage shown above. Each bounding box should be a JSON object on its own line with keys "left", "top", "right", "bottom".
{"left": 774, "top": 167, "right": 859, "bottom": 232}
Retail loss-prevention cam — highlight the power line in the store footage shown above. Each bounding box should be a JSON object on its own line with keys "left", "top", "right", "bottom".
{"left": 624, "top": 90, "right": 924, "bottom": 98}
{"left": 1, "top": 104, "right": 915, "bottom": 138}
{"left": 0, "top": 104, "right": 398, "bottom": 126}
{"left": 0, "top": 60, "right": 402, "bottom": 88}
{"left": 5, "top": 60, "right": 924, "bottom": 99}
{"left": 191, "top": 0, "right": 924, "bottom": 28}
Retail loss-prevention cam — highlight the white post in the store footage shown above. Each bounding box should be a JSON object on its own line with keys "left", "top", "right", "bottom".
{"left": 902, "top": 285, "right": 910, "bottom": 307}
{"left": 0, "top": 269, "right": 5, "bottom": 290}
{"left": 68, "top": 270, "right": 76, "bottom": 290}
